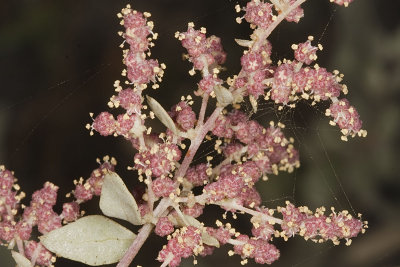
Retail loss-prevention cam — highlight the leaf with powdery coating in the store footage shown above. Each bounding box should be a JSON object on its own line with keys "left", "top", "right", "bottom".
{"left": 100, "top": 171, "right": 142, "bottom": 225}
{"left": 146, "top": 95, "right": 179, "bottom": 134}
{"left": 40, "top": 215, "right": 136, "bottom": 266}
{"left": 11, "top": 251, "right": 32, "bottom": 267}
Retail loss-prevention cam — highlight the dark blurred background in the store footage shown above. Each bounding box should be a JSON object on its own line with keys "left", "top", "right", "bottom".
{"left": 0, "top": 0, "right": 399, "bottom": 266}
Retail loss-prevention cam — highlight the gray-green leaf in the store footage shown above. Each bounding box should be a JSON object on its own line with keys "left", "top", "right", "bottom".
{"left": 100, "top": 172, "right": 142, "bottom": 225}
{"left": 40, "top": 215, "right": 136, "bottom": 266}
{"left": 146, "top": 95, "right": 178, "bottom": 134}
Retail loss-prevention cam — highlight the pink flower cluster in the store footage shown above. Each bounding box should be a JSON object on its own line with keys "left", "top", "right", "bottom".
{"left": 197, "top": 76, "right": 223, "bottom": 96}
{"left": 234, "top": 1, "right": 364, "bottom": 139}
{"left": 122, "top": 8, "right": 161, "bottom": 85}
{"left": 237, "top": 41, "right": 272, "bottom": 98}
{"left": 91, "top": 88, "right": 143, "bottom": 138}
{"left": 169, "top": 101, "right": 197, "bottom": 131}
{"left": 157, "top": 226, "right": 203, "bottom": 267}
{"left": 213, "top": 110, "right": 299, "bottom": 175}
{"left": 279, "top": 201, "right": 365, "bottom": 244}
{"left": 233, "top": 234, "right": 280, "bottom": 264}
{"left": 204, "top": 161, "right": 262, "bottom": 204}
{"left": 134, "top": 142, "right": 181, "bottom": 178}
{"left": 73, "top": 158, "right": 116, "bottom": 202}
{"left": 243, "top": 0, "right": 303, "bottom": 28}
{"left": 270, "top": 61, "right": 342, "bottom": 103}
{"left": 185, "top": 163, "right": 210, "bottom": 187}
{"left": 328, "top": 99, "right": 363, "bottom": 138}
{"left": 244, "top": 0, "right": 274, "bottom": 28}
{"left": 0, "top": 168, "right": 55, "bottom": 266}
{"left": 177, "top": 24, "right": 226, "bottom": 73}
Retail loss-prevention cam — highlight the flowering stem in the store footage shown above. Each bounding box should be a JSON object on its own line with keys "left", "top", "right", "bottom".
{"left": 118, "top": 105, "right": 223, "bottom": 267}
{"left": 175, "top": 106, "right": 223, "bottom": 179}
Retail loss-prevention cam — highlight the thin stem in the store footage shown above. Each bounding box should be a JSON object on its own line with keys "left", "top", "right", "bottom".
{"left": 146, "top": 178, "right": 156, "bottom": 212}
{"left": 216, "top": 199, "right": 282, "bottom": 224}
{"left": 198, "top": 94, "right": 209, "bottom": 126}
{"left": 117, "top": 198, "right": 172, "bottom": 267}
{"left": 176, "top": 194, "right": 282, "bottom": 225}
{"left": 174, "top": 106, "right": 223, "bottom": 180}
{"left": 116, "top": 223, "right": 153, "bottom": 267}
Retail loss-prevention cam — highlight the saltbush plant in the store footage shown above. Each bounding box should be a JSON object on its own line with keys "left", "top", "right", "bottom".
{"left": 1, "top": 0, "right": 368, "bottom": 266}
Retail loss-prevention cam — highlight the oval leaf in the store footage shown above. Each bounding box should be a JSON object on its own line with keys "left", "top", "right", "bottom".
{"left": 214, "top": 85, "right": 233, "bottom": 107}
{"left": 11, "top": 251, "right": 32, "bottom": 267}
{"left": 100, "top": 172, "right": 142, "bottom": 225}
{"left": 40, "top": 215, "right": 136, "bottom": 266}
{"left": 146, "top": 95, "right": 178, "bottom": 134}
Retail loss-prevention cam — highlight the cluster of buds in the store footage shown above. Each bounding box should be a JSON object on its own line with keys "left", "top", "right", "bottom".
{"left": 2, "top": 1, "right": 367, "bottom": 267}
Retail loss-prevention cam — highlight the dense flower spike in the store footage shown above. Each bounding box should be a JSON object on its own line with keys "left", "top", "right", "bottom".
{"left": 278, "top": 201, "right": 365, "bottom": 244}
{"left": 120, "top": 7, "right": 163, "bottom": 85}
{"left": 2, "top": 1, "right": 367, "bottom": 267}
